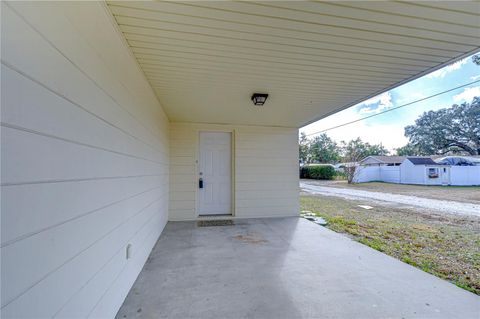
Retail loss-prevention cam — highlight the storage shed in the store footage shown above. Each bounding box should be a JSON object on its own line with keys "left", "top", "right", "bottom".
{"left": 400, "top": 157, "right": 450, "bottom": 185}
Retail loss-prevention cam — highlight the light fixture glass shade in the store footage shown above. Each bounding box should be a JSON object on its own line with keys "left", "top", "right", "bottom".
{"left": 251, "top": 93, "right": 268, "bottom": 106}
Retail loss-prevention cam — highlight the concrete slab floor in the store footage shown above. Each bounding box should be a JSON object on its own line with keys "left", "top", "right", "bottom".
{"left": 115, "top": 218, "right": 479, "bottom": 319}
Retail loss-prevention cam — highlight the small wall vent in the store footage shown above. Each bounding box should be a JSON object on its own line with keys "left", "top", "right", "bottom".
{"left": 126, "top": 243, "right": 133, "bottom": 260}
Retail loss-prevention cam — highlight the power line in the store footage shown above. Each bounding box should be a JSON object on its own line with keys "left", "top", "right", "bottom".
{"left": 305, "top": 79, "right": 480, "bottom": 137}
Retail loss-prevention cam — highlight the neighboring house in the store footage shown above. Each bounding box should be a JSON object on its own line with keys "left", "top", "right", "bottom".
{"left": 2, "top": 1, "right": 479, "bottom": 318}
{"left": 359, "top": 156, "right": 406, "bottom": 167}
{"left": 355, "top": 156, "right": 480, "bottom": 186}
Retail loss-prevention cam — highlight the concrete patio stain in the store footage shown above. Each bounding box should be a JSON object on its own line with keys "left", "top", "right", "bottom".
{"left": 233, "top": 234, "right": 268, "bottom": 245}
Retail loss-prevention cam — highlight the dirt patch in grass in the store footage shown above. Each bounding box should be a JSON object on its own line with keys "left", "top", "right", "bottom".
{"left": 301, "top": 194, "right": 480, "bottom": 295}
{"left": 305, "top": 180, "right": 480, "bottom": 204}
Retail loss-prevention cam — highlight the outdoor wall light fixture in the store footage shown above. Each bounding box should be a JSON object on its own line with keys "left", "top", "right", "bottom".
{"left": 251, "top": 93, "right": 268, "bottom": 106}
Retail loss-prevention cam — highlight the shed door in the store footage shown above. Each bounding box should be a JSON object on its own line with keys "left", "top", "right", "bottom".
{"left": 198, "top": 132, "right": 232, "bottom": 215}
{"left": 441, "top": 167, "right": 450, "bottom": 185}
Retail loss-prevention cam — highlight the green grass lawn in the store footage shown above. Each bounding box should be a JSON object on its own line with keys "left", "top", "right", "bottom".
{"left": 301, "top": 194, "right": 480, "bottom": 295}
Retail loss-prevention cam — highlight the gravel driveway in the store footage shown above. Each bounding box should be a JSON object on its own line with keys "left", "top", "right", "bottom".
{"left": 301, "top": 181, "right": 480, "bottom": 217}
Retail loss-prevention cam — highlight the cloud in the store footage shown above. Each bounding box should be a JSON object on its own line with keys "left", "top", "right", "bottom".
{"left": 357, "top": 92, "right": 393, "bottom": 114}
{"left": 301, "top": 101, "right": 410, "bottom": 152}
{"left": 470, "top": 75, "right": 480, "bottom": 81}
{"left": 426, "top": 58, "right": 469, "bottom": 79}
{"left": 453, "top": 86, "right": 480, "bottom": 103}
{"left": 395, "top": 92, "right": 426, "bottom": 105}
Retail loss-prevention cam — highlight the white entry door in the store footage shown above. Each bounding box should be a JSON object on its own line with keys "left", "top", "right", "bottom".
{"left": 198, "top": 132, "right": 232, "bottom": 215}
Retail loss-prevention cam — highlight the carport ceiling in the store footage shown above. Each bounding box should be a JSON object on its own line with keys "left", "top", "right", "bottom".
{"left": 106, "top": 1, "right": 480, "bottom": 128}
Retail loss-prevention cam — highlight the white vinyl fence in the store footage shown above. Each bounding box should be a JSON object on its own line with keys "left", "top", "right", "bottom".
{"left": 354, "top": 165, "right": 480, "bottom": 186}
{"left": 354, "top": 166, "right": 400, "bottom": 183}
{"left": 379, "top": 166, "right": 401, "bottom": 183}
{"left": 450, "top": 166, "right": 480, "bottom": 186}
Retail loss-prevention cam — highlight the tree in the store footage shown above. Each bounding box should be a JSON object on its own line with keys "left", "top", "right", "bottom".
{"left": 299, "top": 132, "right": 310, "bottom": 164}
{"left": 404, "top": 97, "right": 480, "bottom": 155}
{"left": 472, "top": 55, "right": 480, "bottom": 66}
{"left": 340, "top": 138, "right": 389, "bottom": 183}
{"left": 366, "top": 143, "right": 389, "bottom": 157}
{"left": 340, "top": 138, "right": 389, "bottom": 161}
{"left": 395, "top": 143, "right": 425, "bottom": 156}
{"left": 340, "top": 138, "right": 366, "bottom": 184}
{"left": 308, "top": 133, "right": 340, "bottom": 163}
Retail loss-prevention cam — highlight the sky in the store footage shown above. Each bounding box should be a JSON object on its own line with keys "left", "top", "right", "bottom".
{"left": 300, "top": 53, "right": 480, "bottom": 152}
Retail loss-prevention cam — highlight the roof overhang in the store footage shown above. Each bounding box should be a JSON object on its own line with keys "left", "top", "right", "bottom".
{"left": 106, "top": 1, "right": 480, "bottom": 128}
{"left": 360, "top": 156, "right": 384, "bottom": 164}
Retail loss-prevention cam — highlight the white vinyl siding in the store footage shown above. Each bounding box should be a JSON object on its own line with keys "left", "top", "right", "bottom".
{"left": 3, "top": 1, "right": 479, "bottom": 318}
{"left": 169, "top": 123, "right": 299, "bottom": 220}
{"left": 1, "top": 2, "right": 169, "bottom": 318}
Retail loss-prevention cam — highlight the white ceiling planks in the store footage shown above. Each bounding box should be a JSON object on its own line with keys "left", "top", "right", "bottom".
{"left": 106, "top": 1, "right": 480, "bottom": 127}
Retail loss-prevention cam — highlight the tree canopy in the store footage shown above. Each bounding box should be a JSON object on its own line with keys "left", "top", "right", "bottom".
{"left": 299, "top": 132, "right": 310, "bottom": 164}
{"left": 301, "top": 98, "right": 480, "bottom": 161}
{"left": 340, "top": 138, "right": 389, "bottom": 162}
{"left": 308, "top": 133, "right": 340, "bottom": 163}
{"left": 403, "top": 97, "right": 480, "bottom": 155}
{"left": 395, "top": 143, "right": 424, "bottom": 156}
{"left": 472, "top": 55, "right": 480, "bottom": 66}
{"left": 299, "top": 134, "right": 388, "bottom": 164}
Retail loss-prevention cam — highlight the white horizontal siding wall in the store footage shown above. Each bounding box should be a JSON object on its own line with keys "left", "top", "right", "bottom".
{"left": 1, "top": 2, "right": 169, "bottom": 318}
{"left": 170, "top": 123, "right": 299, "bottom": 220}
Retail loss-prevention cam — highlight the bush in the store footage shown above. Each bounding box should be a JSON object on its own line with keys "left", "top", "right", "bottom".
{"left": 300, "top": 164, "right": 336, "bottom": 180}
{"left": 334, "top": 170, "right": 347, "bottom": 180}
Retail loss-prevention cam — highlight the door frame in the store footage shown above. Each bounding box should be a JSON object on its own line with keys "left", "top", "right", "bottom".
{"left": 195, "top": 130, "right": 235, "bottom": 217}
{"left": 441, "top": 166, "right": 451, "bottom": 185}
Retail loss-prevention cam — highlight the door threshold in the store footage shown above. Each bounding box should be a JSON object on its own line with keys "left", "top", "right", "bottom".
{"left": 197, "top": 214, "right": 234, "bottom": 220}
